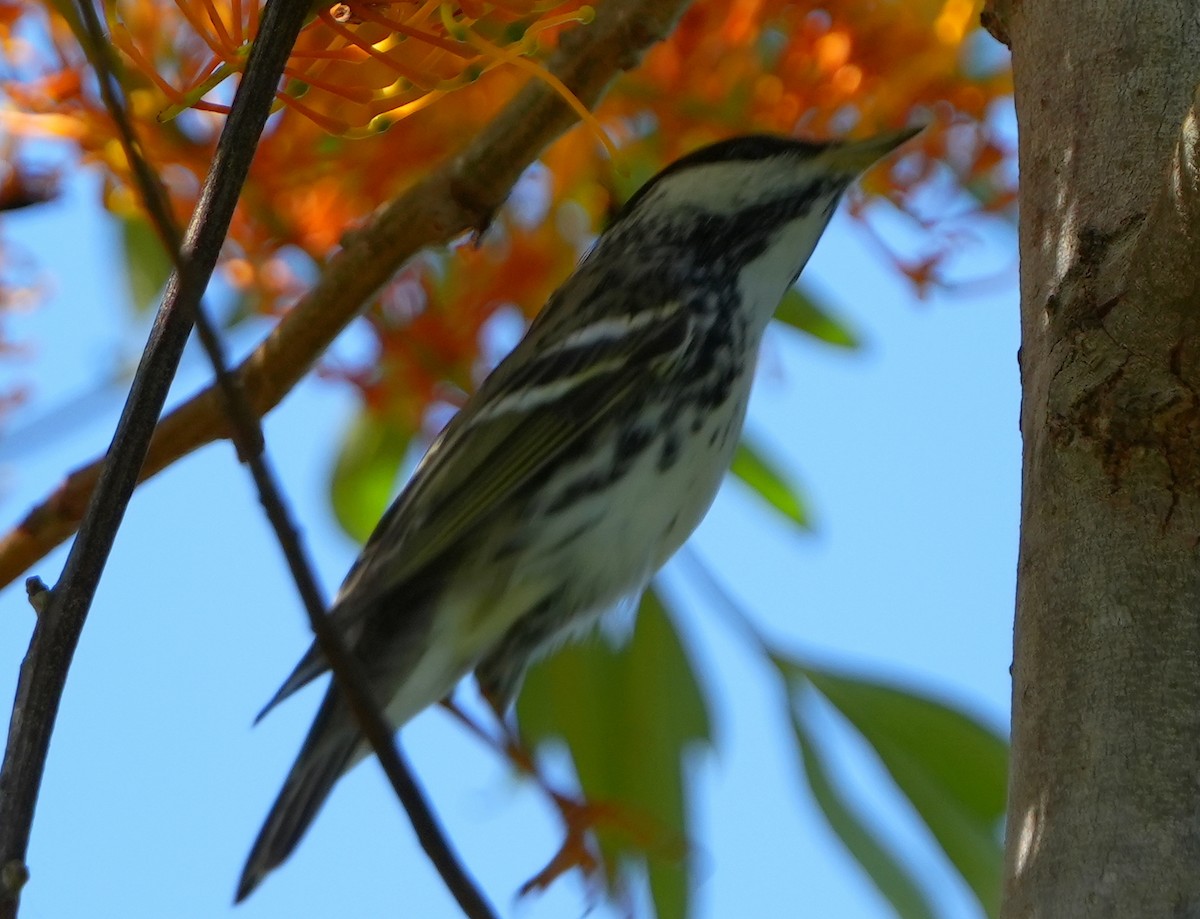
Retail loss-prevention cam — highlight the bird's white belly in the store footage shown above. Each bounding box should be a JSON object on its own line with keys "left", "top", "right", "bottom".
{"left": 527, "top": 390, "right": 749, "bottom": 620}
{"left": 374, "top": 384, "right": 751, "bottom": 732}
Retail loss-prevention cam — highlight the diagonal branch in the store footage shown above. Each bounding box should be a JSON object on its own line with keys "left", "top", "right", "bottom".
{"left": 44, "top": 3, "right": 499, "bottom": 916}
{"left": 0, "top": 0, "right": 691, "bottom": 591}
{"left": 0, "top": 0, "right": 310, "bottom": 913}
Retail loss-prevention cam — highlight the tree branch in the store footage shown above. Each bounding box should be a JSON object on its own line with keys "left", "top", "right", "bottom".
{"left": 42, "top": 4, "right": 501, "bottom": 915}
{"left": 0, "top": 0, "right": 310, "bottom": 913}
{"left": 0, "top": 0, "right": 690, "bottom": 591}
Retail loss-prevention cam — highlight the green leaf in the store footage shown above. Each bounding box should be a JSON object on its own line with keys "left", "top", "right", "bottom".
{"left": 120, "top": 216, "right": 172, "bottom": 314}
{"left": 329, "top": 411, "right": 412, "bottom": 543}
{"left": 783, "top": 660, "right": 1007, "bottom": 918}
{"left": 729, "top": 439, "right": 812, "bottom": 531}
{"left": 789, "top": 707, "right": 938, "bottom": 919}
{"left": 774, "top": 287, "right": 861, "bottom": 349}
{"left": 519, "top": 590, "right": 712, "bottom": 919}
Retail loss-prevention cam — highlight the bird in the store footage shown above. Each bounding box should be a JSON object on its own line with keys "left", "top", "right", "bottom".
{"left": 237, "top": 125, "right": 921, "bottom": 900}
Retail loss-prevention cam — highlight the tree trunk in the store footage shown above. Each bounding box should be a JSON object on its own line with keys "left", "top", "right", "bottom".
{"left": 999, "top": 1, "right": 1200, "bottom": 915}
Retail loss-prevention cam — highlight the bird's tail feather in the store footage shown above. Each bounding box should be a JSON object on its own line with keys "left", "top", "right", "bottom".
{"left": 236, "top": 692, "right": 360, "bottom": 902}
{"left": 253, "top": 642, "right": 327, "bottom": 725}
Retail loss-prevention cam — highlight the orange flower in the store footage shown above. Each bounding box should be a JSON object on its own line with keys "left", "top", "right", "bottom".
{"left": 1, "top": 0, "right": 1013, "bottom": 414}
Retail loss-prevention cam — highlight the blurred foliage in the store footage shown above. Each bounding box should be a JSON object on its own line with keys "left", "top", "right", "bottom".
{"left": 520, "top": 591, "right": 710, "bottom": 919}
{"left": 782, "top": 660, "right": 1007, "bottom": 917}
{"left": 329, "top": 407, "right": 413, "bottom": 543}
{"left": 774, "top": 285, "right": 861, "bottom": 349}
{"left": 730, "top": 438, "right": 813, "bottom": 531}
{"left": 120, "top": 213, "right": 172, "bottom": 312}
{"left": 0, "top": 0, "right": 1014, "bottom": 915}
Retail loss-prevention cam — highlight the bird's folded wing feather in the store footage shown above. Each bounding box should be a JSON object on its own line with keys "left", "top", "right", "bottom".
{"left": 256, "top": 295, "right": 690, "bottom": 721}
{"left": 339, "top": 300, "right": 691, "bottom": 602}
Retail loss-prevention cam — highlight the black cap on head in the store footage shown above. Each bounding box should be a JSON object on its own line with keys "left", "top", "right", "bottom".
{"left": 617, "top": 134, "right": 831, "bottom": 219}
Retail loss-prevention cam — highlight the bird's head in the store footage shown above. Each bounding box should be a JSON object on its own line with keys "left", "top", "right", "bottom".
{"left": 613, "top": 127, "right": 922, "bottom": 228}
{"left": 594, "top": 127, "right": 922, "bottom": 332}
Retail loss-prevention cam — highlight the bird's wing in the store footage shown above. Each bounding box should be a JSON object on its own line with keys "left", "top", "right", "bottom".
{"left": 254, "top": 296, "right": 691, "bottom": 722}
{"left": 340, "top": 297, "right": 691, "bottom": 602}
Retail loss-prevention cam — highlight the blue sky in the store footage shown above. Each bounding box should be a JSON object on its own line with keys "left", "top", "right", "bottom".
{"left": 0, "top": 124, "right": 1019, "bottom": 918}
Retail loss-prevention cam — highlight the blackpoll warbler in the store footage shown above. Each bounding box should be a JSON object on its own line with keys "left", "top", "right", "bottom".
{"left": 238, "top": 126, "right": 920, "bottom": 899}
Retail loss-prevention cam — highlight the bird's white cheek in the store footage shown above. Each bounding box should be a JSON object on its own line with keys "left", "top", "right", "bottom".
{"left": 738, "top": 209, "right": 833, "bottom": 332}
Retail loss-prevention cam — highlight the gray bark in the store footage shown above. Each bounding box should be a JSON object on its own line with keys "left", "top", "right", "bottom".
{"left": 999, "top": 1, "right": 1200, "bottom": 916}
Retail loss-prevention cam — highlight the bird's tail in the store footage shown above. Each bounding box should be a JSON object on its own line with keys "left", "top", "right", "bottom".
{"left": 236, "top": 690, "right": 361, "bottom": 902}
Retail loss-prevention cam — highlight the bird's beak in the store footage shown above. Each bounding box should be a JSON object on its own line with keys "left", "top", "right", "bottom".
{"left": 832, "top": 124, "right": 925, "bottom": 173}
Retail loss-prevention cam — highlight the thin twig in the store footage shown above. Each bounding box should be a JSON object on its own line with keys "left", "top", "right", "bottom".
{"left": 0, "top": 0, "right": 310, "bottom": 915}
{"left": 0, "top": 0, "right": 694, "bottom": 590}
{"left": 52, "top": 5, "right": 498, "bottom": 915}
